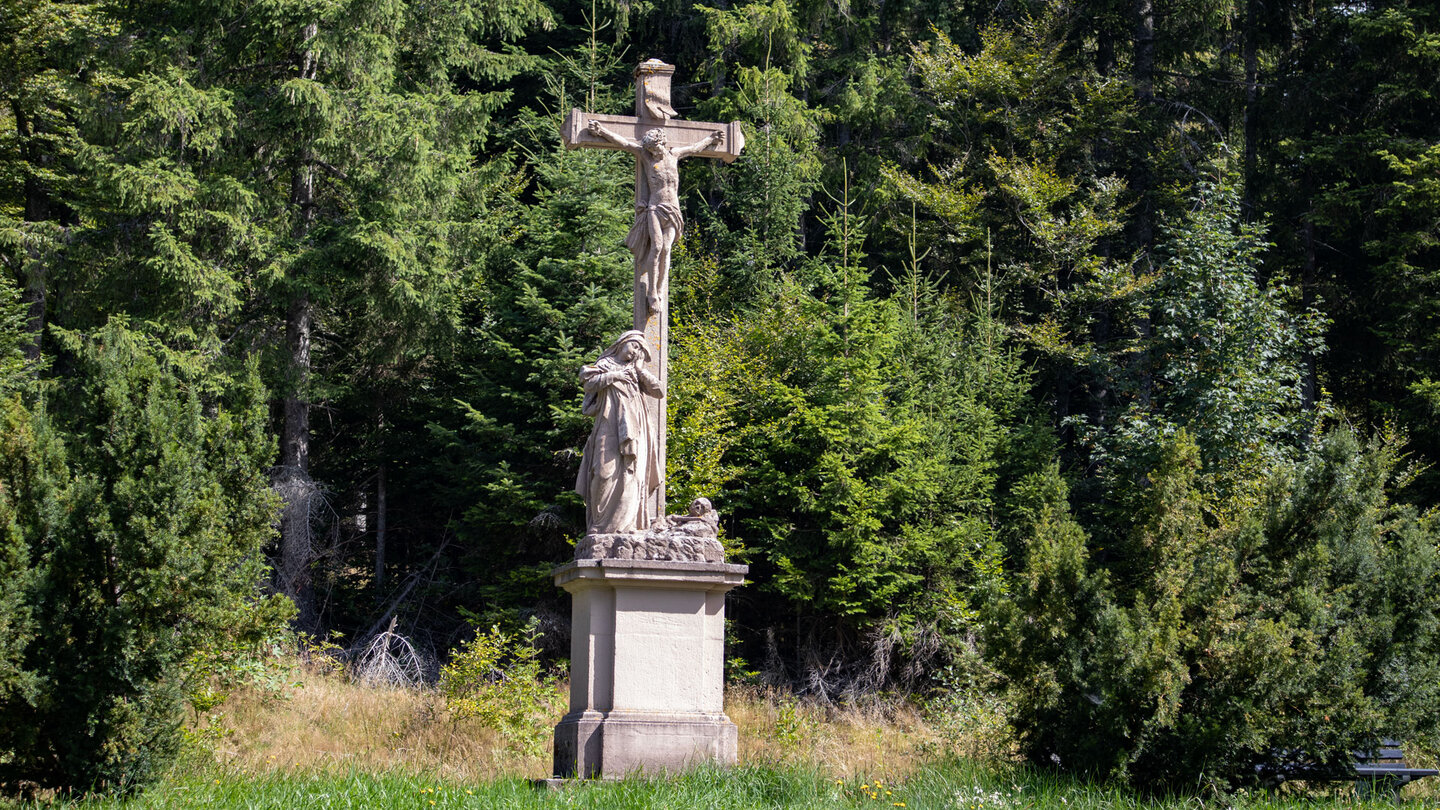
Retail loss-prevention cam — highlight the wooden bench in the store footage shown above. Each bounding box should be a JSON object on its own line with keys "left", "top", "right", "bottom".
{"left": 1258, "top": 739, "right": 1437, "bottom": 798}
{"left": 1353, "top": 741, "right": 1439, "bottom": 798}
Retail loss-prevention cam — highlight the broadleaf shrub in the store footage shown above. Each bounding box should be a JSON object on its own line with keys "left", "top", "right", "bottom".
{"left": 440, "top": 618, "right": 559, "bottom": 755}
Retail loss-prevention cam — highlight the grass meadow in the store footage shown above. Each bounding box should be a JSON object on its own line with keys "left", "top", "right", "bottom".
{"left": 27, "top": 760, "right": 1440, "bottom": 810}
{"left": 9, "top": 665, "right": 1438, "bottom": 808}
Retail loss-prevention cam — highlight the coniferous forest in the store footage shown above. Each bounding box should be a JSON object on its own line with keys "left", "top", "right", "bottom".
{"left": 2, "top": 0, "right": 1439, "bottom": 795}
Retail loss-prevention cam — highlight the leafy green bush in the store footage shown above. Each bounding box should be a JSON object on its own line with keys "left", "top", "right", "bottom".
{"left": 439, "top": 618, "right": 559, "bottom": 755}
{"left": 184, "top": 609, "right": 302, "bottom": 716}
{"left": 0, "top": 322, "right": 286, "bottom": 794}
{"left": 985, "top": 430, "right": 1440, "bottom": 790}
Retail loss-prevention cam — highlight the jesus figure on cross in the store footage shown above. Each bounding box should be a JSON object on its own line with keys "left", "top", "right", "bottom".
{"left": 586, "top": 120, "right": 723, "bottom": 315}
{"left": 564, "top": 59, "right": 743, "bottom": 526}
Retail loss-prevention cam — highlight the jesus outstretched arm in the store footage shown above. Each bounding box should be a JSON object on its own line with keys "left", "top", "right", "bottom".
{"left": 587, "top": 120, "right": 641, "bottom": 152}
{"left": 672, "top": 130, "right": 723, "bottom": 159}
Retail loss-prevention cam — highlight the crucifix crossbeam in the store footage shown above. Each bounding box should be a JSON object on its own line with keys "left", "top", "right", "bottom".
{"left": 561, "top": 112, "right": 746, "bottom": 165}
{"left": 562, "top": 59, "right": 745, "bottom": 164}
{"left": 561, "top": 59, "right": 745, "bottom": 527}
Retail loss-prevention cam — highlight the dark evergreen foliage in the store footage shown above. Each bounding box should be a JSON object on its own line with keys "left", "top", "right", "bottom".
{"left": 0, "top": 323, "right": 284, "bottom": 792}
{"left": 2, "top": 0, "right": 1438, "bottom": 793}
{"left": 986, "top": 430, "right": 1440, "bottom": 790}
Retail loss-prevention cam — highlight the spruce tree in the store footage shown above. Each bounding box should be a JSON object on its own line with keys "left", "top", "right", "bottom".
{"left": 48, "top": 0, "right": 553, "bottom": 625}
{"left": 0, "top": 275, "right": 39, "bottom": 714}
{"left": 669, "top": 181, "right": 1044, "bottom": 692}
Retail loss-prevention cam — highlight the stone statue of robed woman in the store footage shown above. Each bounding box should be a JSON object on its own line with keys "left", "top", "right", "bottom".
{"left": 575, "top": 330, "right": 665, "bottom": 534}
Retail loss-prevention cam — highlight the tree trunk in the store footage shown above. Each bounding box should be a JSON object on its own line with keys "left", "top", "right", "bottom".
{"left": 1131, "top": 0, "right": 1157, "bottom": 409}
{"left": 375, "top": 463, "right": 387, "bottom": 591}
{"left": 1096, "top": 19, "right": 1116, "bottom": 77}
{"left": 21, "top": 243, "right": 47, "bottom": 367}
{"left": 1133, "top": 0, "right": 1155, "bottom": 104}
{"left": 13, "top": 100, "right": 50, "bottom": 364}
{"left": 1301, "top": 216, "right": 1319, "bottom": 410}
{"left": 1131, "top": 0, "right": 1156, "bottom": 249}
{"left": 280, "top": 297, "right": 313, "bottom": 474}
{"left": 277, "top": 293, "right": 317, "bottom": 627}
{"left": 1243, "top": 0, "right": 1259, "bottom": 213}
{"left": 276, "top": 21, "right": 322, "bottom": 628}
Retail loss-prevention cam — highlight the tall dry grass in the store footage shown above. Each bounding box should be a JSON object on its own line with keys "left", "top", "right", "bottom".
{"left": 193, "top": 667, "right": 1000, "bottom": 782}
{"left": 730, "top": 685, "right": 952, "bottom": 777}
{"left": 180, "top": 665, "right": 1439, "bottom": 804}
{"left": 195, "top": 656, "right": 556, "bottom": 782}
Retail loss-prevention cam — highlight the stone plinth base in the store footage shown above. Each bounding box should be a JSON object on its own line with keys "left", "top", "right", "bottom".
{"left": 551, "top": 559, "right": 746, "bottom": 779}
{"left": 553, "top": 710, "right": 738, "bottom": 778}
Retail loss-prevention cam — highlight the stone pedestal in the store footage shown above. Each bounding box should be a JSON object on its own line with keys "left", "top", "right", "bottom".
{"left": 551, "top": 558, "right": 747, "bottom": 779}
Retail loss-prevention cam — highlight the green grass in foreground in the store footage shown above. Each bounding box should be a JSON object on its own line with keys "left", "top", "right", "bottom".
{"left": 18, "top": 760, "right": 1435, "bottom": 809}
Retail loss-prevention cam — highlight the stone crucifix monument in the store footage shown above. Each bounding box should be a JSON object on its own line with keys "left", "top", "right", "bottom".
{"left": 549, "top": 59, "right": 748, "bottom": 780}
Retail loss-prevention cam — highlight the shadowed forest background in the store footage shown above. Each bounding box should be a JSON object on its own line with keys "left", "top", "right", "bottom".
{"left": 2, "top": 0, "right": 1439, "bottom": 795}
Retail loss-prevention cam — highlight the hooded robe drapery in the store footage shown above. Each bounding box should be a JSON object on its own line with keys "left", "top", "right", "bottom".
{"left": 575, "top": 333, "right": 664, "bottom": 534}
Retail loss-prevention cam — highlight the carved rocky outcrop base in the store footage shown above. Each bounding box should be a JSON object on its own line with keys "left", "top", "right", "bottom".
{"left": 574, "top": 497, "right": 725, "bottom": 563}
{"left": 575, "top": 531, "right": 725, "bottom": 563}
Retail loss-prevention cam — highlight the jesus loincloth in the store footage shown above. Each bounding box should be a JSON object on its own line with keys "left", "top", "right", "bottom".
{"left": 625, "top": 203, "right": 685, "bottom": 258}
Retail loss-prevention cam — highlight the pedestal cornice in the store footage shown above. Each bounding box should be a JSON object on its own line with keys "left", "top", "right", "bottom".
{"left": 553, "top": 559, "right": 747, "bottom": 593}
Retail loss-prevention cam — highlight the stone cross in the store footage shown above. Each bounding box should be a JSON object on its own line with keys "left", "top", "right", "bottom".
{"left": 562, "top": 59, "right": 744, "bottom": 524}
